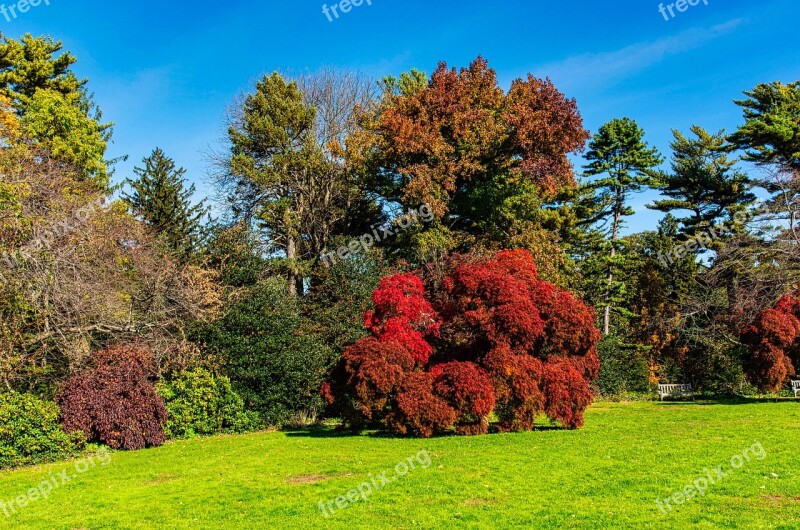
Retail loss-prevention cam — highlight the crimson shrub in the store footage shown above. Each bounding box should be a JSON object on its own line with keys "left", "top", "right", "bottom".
{"left": 324, "top": 250, "right": 601, "bottom": 436}
{"left": 56, "top": 344, "right": 167, "bottom": 450}
{"left": 742, "top": 291, "right": 800, "bottom": 391}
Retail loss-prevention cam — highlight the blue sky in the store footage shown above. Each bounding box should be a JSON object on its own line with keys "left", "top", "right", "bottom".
{"left": 6, "top": 0, "right": 800, "bottom": 232}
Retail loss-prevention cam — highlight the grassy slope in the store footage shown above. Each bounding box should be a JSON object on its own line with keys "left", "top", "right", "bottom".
{"left": 0, "top": 400, "right": 798, "bottom": 529}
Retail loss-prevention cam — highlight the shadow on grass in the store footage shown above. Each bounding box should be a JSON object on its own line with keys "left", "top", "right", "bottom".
{"left": 657, "top": 396, "right": 799, "bottom": 406}
{"left": 282, "top": 423, "right": 568, "bottom": 439}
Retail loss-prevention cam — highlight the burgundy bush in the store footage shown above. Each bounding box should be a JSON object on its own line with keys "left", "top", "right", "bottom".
{"left": 324, "top": 250, "right": 601, "bottom": 436}
{"left": 432, "top": 362, "right": 496, "bottom": 435}
{"left": 742, "top": 291, "right": 800, "bottom": 391}
{"left": 56, "top": 344, "right": 167, "bottom": 450}
{"left": 321, "top": 337, "right": 415, "bottom": 429}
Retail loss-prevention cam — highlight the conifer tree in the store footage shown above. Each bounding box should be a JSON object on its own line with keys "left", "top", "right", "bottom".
{"left": 123, "top": 148, "right": 208, "bottom": 261}
{"left": 730, "top": 81, "right": 800, "bottom": 172}
{"left": 649, "top": 126, "right": 755, "bottom": 241}
{"left": 582, "top": 118, "right": 663, "bottom": 334}
{"left": 0, "top": 34, "right": 114, "bottom": 187}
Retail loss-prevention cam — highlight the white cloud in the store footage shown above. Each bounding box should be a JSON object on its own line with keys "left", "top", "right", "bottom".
{"left": 530, "top": 19, "right": 746, "bottom": 90}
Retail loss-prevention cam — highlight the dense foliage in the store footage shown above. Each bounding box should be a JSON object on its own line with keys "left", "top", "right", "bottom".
{"left": 197, "top": 278, "right": 336, "bottom": 425}
{"left": 1, "top": 34, "right": 799, "bottom": 463}
{"left": 56, "top": 344, "right": 168, "bottom": 450}
{"left": 595, "top": 335, "right": 651, "bottom": 396}
{"left": 324, "top": 250, "right": 601, "bottom": 436}
{"left": 0, "top": 392, "right": 84, "bottom": 468}
{"left": 156, "top": 368, "right": 261, "bottom": 439}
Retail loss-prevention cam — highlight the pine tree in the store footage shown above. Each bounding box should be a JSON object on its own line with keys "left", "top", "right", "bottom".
{"left": 649, "top": 126, "right": 755, "bottom": 241}
{"left": 0, "top": 34, "right": 114, "bottom": 188}
{"left": 582, "top": 118, "right": 663, "bottom": 335}
{"left": 123, "top": 148, "right": 208, "bottom": 261}
{"left": 730, "top": 81, "right": 800, "bottom": 172}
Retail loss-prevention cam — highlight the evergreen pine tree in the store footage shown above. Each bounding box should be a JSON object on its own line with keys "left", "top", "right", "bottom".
{"left": 582, "top": 118, "right": 663, "bottom": 335}
{"left": 649, "top": 126, "right": 755, "bottom": 242}
{"left": 123, "top": 148, "right": 208, "bottom": 261}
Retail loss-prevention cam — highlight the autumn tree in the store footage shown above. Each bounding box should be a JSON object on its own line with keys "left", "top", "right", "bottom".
{"left": 741, "top": 290, "right": 800, "bottom": 392}
{"left": 354, "top": 57, "right": 589, "bottom": 275}
{"left": 0, "top": 112, "right": 219, "bottom": 391}
{"left": 582, "top": 118, "right": 663, "bottom": 334}
{"left": 323, "top": 250, "right": 601, "bottom": 436}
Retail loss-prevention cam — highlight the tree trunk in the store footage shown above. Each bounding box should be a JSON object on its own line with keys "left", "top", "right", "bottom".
{"left": 286, "top": 235, "right": 303, "bottom": 297}
{"left": 604, "top": 190, "right": 623, "bottom": 335}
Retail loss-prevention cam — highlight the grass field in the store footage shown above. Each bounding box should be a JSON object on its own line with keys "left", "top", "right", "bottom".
{"left": 1, "top": 399, "right": 798, "bottom": 529}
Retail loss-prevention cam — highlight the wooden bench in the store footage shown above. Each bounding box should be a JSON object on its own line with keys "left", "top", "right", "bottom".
{"left": 658, "top": 384, "right": 694, "bottom": 401}
{"left": 793, "top": 381, "right": 800, "bottom": 397}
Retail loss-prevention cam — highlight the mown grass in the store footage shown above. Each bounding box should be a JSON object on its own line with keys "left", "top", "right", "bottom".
{"left": 1, "top": 399, "right": 798, "bottom": 529}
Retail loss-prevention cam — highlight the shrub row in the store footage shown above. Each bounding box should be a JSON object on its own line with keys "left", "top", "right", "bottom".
{"left": 0, "top": 392, "right": 84, "bottom": 469}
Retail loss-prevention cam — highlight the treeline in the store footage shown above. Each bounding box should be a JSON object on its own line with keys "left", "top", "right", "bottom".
{"left": 0, "top": 34, "right": 798, "bottom": 463}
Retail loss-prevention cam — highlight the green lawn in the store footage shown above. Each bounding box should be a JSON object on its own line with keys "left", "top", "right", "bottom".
{"left": 1, "top": 400, "right": 798, "bottom": 529}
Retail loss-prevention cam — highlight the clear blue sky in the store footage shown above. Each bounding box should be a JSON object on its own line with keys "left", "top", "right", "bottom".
{"left": 6, "top": 0, "right": 800, "bottom": 232}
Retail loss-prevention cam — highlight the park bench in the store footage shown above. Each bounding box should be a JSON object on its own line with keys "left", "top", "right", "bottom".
{"left": 793, "top": 381, "right": 800, "bottom": 397}
{"left": 657, "top": 384, "right": 694, "bottom": 401}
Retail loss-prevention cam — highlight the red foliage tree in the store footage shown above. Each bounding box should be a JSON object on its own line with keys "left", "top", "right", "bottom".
{"left": 364, "top": 274, "right": 439, "bottom": 365}
{"left": 370, "top": 57, "right": 589, "bottom": 218}
{"left": 324, "top": 250, "right": 601, "bottom": 436}
{"left": 321, "top": 337, "right": 415, "bottom": 429}
{"left": 742, "top": 291, "right": 800, "bottom": 391}
{"left": 56, "top": 344, "right": 167, "bottom": 450}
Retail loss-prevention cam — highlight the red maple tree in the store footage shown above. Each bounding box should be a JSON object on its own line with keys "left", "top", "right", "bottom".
{"left": 742, "top": 290, "right": 800, "bottom": 391}
{"left": 323, "top": 250, "right": 601, "bottom": 436}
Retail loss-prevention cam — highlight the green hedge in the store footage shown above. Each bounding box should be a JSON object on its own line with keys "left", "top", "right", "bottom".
{"left": 596, "top": 335, "right": 651, "bottom": 397}
{"left": 156, "top": 368, "right": 261, "bottom": 439}
{"left": 195, "top": 278, "right": 336, "bottom": 426}
{"left": 0, "top": 393, "right": 84, "bottom": 469}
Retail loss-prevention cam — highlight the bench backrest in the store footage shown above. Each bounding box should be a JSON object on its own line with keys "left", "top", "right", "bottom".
{"left": 658, "top": 384, "right": 692, "bottom": 392}
{"left": 792, "top": 381, "right": 800, "bottom": 389}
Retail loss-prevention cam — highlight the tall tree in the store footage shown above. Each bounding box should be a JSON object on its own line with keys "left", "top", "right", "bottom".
{"left": 0, "top": 34, "right": 114, "bottom": 188}
{"left": 355, "top": 57, "right": 589, "bottom": 271}
{"left": 649, "top": 126, "right": 755, "bottom": 240}
{"left": 731, "top": 81, "right": 800, "bottom": 247}
{"left": 730, "top": 81, "right": 800, "bottom": 172}
{"left": 582, "top": 118, "right": 663, "bottom": 335}
{"left": 123, "top": 148, "right": 209, "bottom": 262}
{"left": 219, "top": 70, "right": 380, "bottom": 296}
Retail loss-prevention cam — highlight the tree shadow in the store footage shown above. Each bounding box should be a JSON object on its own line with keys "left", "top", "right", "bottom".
{"left": 282, "top": 422, "right": 569, "bottom": 439}
{"left": 656, "top": 396, "right": 799, "bottom": 406}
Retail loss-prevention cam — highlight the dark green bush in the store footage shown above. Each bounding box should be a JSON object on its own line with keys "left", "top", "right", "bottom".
{"left": 156, "top": 368, "right": 261, "bottom": 439}
{"left": 0, "top": 392, "right": 84, "bottom": 469}
{"left": 306, "top": 249, "right": 387, "bottom": 353}
{"left": 596, "top": 335, "right": 651, "bottom": 396}
{"left": 683, "top": 343, "right": 754, "bottom": 395}
{"left": 196, "top": 277, "right": 336, "bottom": 426}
